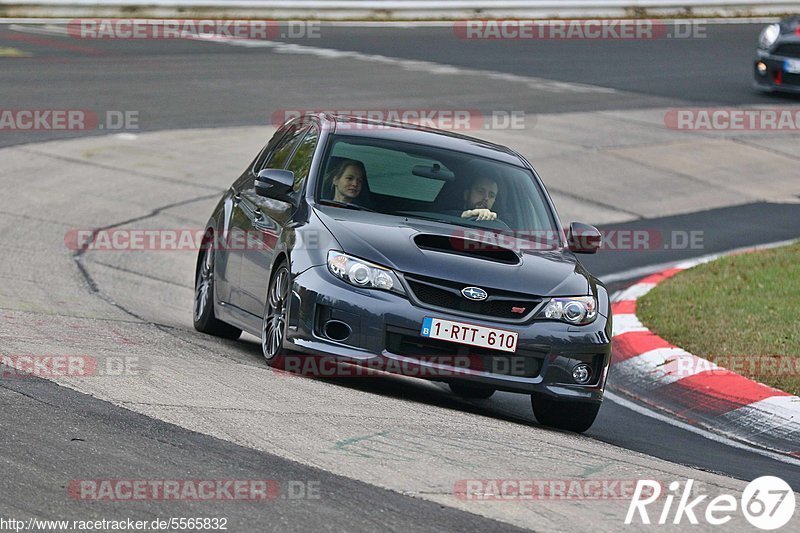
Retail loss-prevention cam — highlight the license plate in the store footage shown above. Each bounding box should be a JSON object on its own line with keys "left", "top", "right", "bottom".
{"left": 420, "top": 317, "right": 518, "bottom": 353}
{"left": 785, "top": 59, "right": 800, "bottom": 73}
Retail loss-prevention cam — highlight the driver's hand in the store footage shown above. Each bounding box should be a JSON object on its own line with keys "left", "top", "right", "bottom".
{"left": 461, "top": 208, "right": 497, "bottom": 221}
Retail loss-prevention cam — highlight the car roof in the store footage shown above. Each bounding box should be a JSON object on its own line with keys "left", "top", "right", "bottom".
{"left": 306, "top": 113, "right": 529, "bottom": 168}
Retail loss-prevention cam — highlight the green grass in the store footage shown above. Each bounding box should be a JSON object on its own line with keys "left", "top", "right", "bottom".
{"left": 637, "top": 242, "right": 800, "bottom": 395}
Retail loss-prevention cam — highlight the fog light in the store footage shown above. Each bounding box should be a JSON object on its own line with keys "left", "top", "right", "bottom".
{"left": 757, "top": 61, "right": 767, "bottom": 75}
{"left": 572, "top": 364, "right": 592, "bottom": 384}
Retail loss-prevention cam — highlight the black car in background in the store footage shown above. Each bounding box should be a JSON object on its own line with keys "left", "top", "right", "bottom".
{"left": 193, "top": 113, "right": 611, "bottom": 432}
{"left": 755, "top": 16, "right": 800, "bottom": 93}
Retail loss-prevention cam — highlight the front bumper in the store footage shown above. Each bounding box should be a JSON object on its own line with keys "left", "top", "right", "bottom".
{"left": 754, "top": 53, "right": 800, "bottom": 93}
{"left": 284, "top": 265, "right": 612, "bottom": 402}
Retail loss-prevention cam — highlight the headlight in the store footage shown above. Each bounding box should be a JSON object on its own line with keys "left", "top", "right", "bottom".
{"left": 759, "top": 23, "right": 780, "bottom": 49}
{"left": 536, "top": 296, "right": 597, "bottom": 325}
{"left": 327, "top": 251, "right": 404, "bottom": 294}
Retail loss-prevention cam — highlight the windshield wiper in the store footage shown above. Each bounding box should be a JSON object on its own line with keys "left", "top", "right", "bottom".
{"left": 317, "top": 200, "right": 376, "bottom": 212}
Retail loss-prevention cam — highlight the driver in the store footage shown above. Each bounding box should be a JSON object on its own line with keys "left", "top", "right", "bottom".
{"left": 460, "top": 175, "right": 499, "bottom": 221}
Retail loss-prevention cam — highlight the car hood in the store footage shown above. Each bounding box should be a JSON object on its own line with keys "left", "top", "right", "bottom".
{"left": 315, "top": 207, "right": 590, "bottom": 297}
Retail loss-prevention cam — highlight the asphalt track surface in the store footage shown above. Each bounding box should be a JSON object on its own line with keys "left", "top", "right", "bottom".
{"left": 1, "top": 22, "right": 798, "bottom": 148}
{"left": 1, "top": 21, "right": 800, "bottom": 530}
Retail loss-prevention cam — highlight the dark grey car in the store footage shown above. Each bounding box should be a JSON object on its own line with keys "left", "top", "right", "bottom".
{"left": 754, "top": 16, "right": 800, "bottom": 93}
{"left": 194, "top": 113, "right": 612, "bottom": 432}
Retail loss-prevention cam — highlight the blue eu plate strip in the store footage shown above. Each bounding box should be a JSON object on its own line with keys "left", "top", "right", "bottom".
{"left": 420, "top": 317, "right": 433, "bottom": 337}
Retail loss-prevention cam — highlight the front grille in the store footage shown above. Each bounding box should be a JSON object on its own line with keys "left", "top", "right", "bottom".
{"left": 783, "top": 72, "right": 800, "bottom": 86}
{"left": 386, "top": 329, "right": 542, "bottom": 377}
{"left": 404, "top": 274, "right": 542, "bottom": 322}
{"left": 773, "top": 43, "right": 800, "bottom": 58}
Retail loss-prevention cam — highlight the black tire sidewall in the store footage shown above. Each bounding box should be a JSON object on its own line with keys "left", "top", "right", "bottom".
{"left": 262, "top": 262, "right": 290, "bottom": 364}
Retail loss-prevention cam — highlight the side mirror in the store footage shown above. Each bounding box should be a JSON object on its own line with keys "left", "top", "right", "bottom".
{"left": 568, "top": 222, "right": 601, "bottom": 254}
{"left": 255, "top": 169, "right": 296, "bottom": 204}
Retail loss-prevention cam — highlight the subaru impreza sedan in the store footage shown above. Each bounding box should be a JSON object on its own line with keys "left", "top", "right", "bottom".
{"left": 193, "top": 113, "right": 611, "bottom": 432}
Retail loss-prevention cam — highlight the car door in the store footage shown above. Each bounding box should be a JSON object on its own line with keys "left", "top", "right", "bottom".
{"left": 214, "top": 169, "right": 255, "bottom": 307}
{"left": 236, "top": 122, "right": 318, "bottom": 318}
{"left": 227, "top": 121, "right": 306, "bottom": 309}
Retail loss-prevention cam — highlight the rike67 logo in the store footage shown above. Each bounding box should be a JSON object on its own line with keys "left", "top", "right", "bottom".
{"left": 626, "top": 476, "right": 795, "bottom": 530}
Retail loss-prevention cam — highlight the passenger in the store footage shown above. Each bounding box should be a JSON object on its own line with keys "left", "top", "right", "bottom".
{"left": 327, "top": 159, "right": 367, "bottom": 203}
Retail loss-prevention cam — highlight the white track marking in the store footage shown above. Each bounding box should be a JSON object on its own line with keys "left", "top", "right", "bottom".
{"left": 604, "top": 391, "right": 800, "bottom": 467}
{"left": 612, "top": 282, "right": 656, "bottom": 302}
{"left": 618, "top": 347, "right": 717, "bottom": 384}
{"left": 721, "top": 396, "right": 800, "bottom": 439}
{"left": 187, "top": 33, "right": 618, "bottom": 94}
{"left": 8, "top": 23, "right": 70, "bottom": 36}
{"left": 8, "top": 21, "right": 616, "bottom": 94}
{"left": 611, "top": 313, "right": 648, "bottom": 336}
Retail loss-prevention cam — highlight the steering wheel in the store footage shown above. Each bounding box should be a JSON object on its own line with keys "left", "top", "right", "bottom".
{"left": 467, "top": 216, "right": 510, "bottom": 229}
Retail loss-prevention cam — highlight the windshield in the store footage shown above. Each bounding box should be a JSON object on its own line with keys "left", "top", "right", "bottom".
{"left": 315, "top": 135, "right": 561, "bottom": 244}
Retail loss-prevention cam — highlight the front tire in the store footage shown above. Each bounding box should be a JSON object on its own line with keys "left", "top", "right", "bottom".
{"left": 193, "top": 245, "right": 242, "bottom": 340}
{"left": 261, "top": 261, "right": 290, "bottom": 367}
{"left": 531, "top": 393, "right": 600, "bottom": 433}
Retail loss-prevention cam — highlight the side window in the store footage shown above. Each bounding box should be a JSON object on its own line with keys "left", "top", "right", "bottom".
{"left": 261, "top": 124, "right": 309, "bottom": 172}
{"left": 285, "top": 128, "right": 319, "bottom": 192}
{"left": 249, "top": 130, "right": 284, "bottom": 176}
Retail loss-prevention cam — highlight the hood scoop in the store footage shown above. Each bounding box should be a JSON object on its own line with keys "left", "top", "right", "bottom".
{"left": 413, "top": 234, "right": 520, "bottom": 265}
